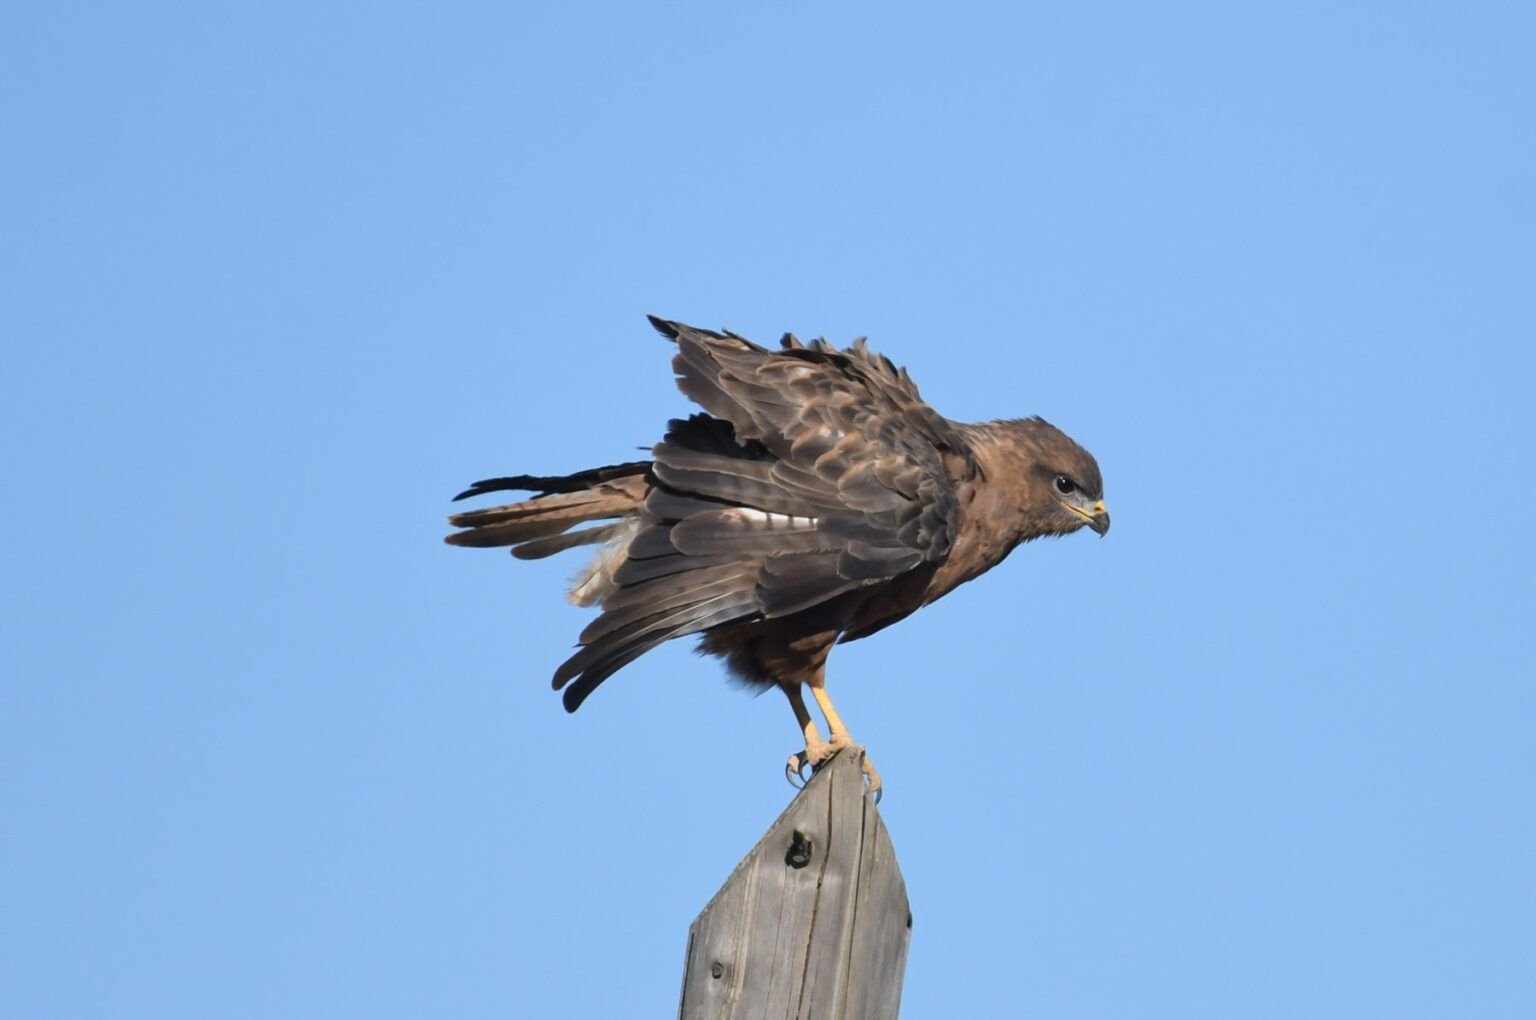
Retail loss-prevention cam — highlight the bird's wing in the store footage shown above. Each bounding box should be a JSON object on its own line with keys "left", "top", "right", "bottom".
{"left": 552, "top": 320, "right": 972, "bottom": 710}
{"left": 653, "top": 319, "right": 969, "bottom": 611}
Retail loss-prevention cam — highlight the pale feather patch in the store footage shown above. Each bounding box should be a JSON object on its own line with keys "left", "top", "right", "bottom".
{"left": 724, "top": 508, "right": 819, "bottom": 528}
{"left": 568, "top": 517, "right": 641, "bottom": 607}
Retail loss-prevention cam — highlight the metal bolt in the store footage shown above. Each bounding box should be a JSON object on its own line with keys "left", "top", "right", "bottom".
{"left": 710, "top": 961, "right": 724, "bottom": 979}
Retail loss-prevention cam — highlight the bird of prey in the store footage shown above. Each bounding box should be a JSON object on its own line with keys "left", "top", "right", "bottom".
{"left": 446, "top": 317, "right": 1108, "bottom": 796}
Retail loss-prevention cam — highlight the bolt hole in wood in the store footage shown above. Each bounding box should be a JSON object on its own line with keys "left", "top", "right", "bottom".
{"left": 786, "top": 830, "right": 814, "bottom": 869}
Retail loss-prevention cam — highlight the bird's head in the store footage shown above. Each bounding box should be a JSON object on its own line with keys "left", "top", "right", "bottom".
{"left": 998, "top": 417, "right": 1110, "bottom": 539}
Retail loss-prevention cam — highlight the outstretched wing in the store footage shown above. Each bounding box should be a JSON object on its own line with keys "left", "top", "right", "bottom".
{"left": 553, "top": 319, "right": 972, "bottom": 709}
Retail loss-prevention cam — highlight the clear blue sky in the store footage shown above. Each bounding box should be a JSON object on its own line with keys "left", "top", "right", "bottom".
{"left": 4, "top": 4, "right": 1532, "bottom": 1018}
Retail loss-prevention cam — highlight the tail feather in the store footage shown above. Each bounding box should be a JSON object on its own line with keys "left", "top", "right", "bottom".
{"left": 445, "top": 466, "right": 648, "bottom": 549}
{"left": 452, "top": 461, "right": 650, "bottom": 502}
{"left": 510, "top": 522, "right": 624, "bottom": 561}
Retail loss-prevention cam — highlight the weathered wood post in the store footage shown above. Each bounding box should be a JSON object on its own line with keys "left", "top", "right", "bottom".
{"left": 678, "top": 749, "right": 911, "bottom": 1019}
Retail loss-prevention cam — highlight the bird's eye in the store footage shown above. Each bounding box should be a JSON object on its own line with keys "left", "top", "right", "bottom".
{"left": 1054, "top": 475, "right": 1076, "bottom": 495}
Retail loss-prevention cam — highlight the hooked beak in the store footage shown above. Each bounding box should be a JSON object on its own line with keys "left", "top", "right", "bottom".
{"left": 1064, "top": 498, "right": 1111, "bottom": 537}
{"left": 1088, "top": 500, "right": 1110, "bottom": 537}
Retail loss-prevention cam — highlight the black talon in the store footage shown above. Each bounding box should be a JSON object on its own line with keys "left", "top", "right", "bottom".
{"left": 785, "top": 753, "right": 813, "bottom": 789}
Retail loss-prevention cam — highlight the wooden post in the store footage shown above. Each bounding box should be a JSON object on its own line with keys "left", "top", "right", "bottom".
{"left": 678, "top": 749, "right": 912, "bottom": 1019}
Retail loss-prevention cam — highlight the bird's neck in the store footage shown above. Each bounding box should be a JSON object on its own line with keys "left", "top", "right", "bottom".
{"left": 923, "top": 421, "right": 1046, "bottom": 598}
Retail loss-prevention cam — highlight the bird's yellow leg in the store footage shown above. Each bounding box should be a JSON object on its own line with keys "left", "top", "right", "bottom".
{"left": 783, "top": 683, "right": 835, "bottom": 788}
{"left": 809, "top": 684, "right": 856, "bottom": 750}
{"left": 809, "top": 683, "right": 882, "bottom": 798}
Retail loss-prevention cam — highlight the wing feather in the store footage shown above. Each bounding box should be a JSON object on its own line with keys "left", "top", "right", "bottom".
{"left": 551, "top": 321, "right": 974, "bottom": 702}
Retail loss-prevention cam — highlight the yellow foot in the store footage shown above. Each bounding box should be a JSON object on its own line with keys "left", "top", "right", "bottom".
{"left": 784, "top": 742, "right": 884, "bottom": 803}
{"left": 785, "top": 733, "right": 837, "bottom": 789}
{"left": 859, "top": 750, "right": 883, "bottom": 804}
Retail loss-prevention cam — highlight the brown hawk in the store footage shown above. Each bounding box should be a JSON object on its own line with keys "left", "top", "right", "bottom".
{"left": 447, "top": 317, "right": 1109, "bottom": 795}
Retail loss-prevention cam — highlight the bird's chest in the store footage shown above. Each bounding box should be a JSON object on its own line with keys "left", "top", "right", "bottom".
{"left": 925, "top": 491, "right": 1022, "bottom": 603}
